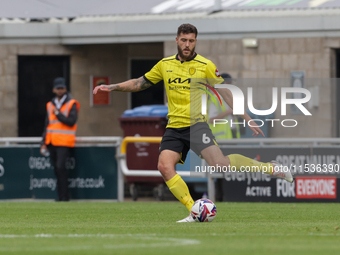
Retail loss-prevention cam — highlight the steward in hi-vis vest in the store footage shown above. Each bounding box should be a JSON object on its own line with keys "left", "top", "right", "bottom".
{"left": 40, "top": 77, "right": 80, "bottom": 202}
{"left": 208, "top": 94, "right": 240, "bottom": 139}
{"left": 45, "top": 98, "right": 80, "bottom": 147}
{"left": 207, "top": 95, "right": 233, "bottom": 139}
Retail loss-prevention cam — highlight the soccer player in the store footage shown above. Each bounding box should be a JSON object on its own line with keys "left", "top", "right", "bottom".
{"left": 93, "top": 24, "right": 293, "bottom": 222}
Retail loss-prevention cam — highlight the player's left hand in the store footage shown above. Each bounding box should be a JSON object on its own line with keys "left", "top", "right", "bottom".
{"left": 248, "top": 120, "right": 265, "bottom": 137}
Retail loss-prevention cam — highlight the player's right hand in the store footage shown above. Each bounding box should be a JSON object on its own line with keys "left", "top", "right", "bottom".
{"left": 93, "top": 85, "right": 110, "bottom": 94}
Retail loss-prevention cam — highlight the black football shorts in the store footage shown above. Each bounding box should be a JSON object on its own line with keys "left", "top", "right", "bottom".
{"left": 159, "top": 122, "right": 217, "bottom": 164}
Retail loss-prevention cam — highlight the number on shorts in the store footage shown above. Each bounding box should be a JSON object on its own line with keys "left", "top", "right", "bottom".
{"left": 202, "top": 133, "right": 211, "bottom": 144}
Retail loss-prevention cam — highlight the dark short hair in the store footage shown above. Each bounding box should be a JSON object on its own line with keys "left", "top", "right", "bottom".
{"left": 177, "top": 23, "right": 198, "bottom": 38}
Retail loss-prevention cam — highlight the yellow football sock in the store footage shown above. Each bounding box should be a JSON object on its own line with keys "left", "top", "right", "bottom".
{"left": 166, "top": 174, "right": 194, "bottom": 212}
{"left": 228, "top": 154, "right": 273, "bottom": 175}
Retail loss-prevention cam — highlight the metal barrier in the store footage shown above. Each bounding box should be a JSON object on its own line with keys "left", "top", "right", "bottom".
{"left": 0, "top": 137, "right": 122, "bottom": 146}
{"left": 216, "top": 137, "right": 340, "bottom": 147}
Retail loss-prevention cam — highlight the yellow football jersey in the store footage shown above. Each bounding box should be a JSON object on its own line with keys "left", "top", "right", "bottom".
{"left": 144, "top": 53, "right": 224, "bottom": 128}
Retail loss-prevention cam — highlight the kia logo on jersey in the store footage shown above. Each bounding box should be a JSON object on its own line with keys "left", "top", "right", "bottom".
{"left": 215, "top": 69, "right": 221, "bottom": 77}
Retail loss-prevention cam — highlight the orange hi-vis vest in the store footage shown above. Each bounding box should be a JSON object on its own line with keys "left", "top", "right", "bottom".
{"left": 45, "top": 99, "right": 80, "bottom": 147}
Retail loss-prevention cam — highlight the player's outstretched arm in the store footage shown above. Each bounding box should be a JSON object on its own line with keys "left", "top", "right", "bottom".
{"left": 217, "top": 87, "right": 265, "bottom": 137}
{"left": 93, "top": 76, "right": 153, "bottom": 94}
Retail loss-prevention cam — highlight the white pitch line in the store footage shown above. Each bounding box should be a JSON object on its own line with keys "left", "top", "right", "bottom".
{"left": 0, "top": 234, "right": 201, "bottom": 252}
{"left": 0, "top": 232, "right": 339, "bottom": 238}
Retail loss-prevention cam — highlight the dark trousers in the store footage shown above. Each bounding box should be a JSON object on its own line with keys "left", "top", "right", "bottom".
{"left": 47, "top": 145, "right": 70, "bottom": 201}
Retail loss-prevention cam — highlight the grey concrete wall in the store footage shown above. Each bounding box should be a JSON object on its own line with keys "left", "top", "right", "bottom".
{"left": 72, "top": 43, "right": 163, "bottom": 137}
{"left": 0, "top": 42, "right": 163, "bottom": 137}
{"left": 165, "top": 37, "right": 338, "bottom": 138}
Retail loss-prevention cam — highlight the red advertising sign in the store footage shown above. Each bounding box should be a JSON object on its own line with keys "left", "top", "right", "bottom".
{"left": 296, "top": 177, "right": 337, "bottom": 199}
{"left": 91, "top": 76, "right": 111, "bottom": 106}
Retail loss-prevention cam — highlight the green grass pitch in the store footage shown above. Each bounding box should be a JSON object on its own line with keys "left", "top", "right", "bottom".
{"left": 0, "top": 202, "right": 339, "bottom": 254}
